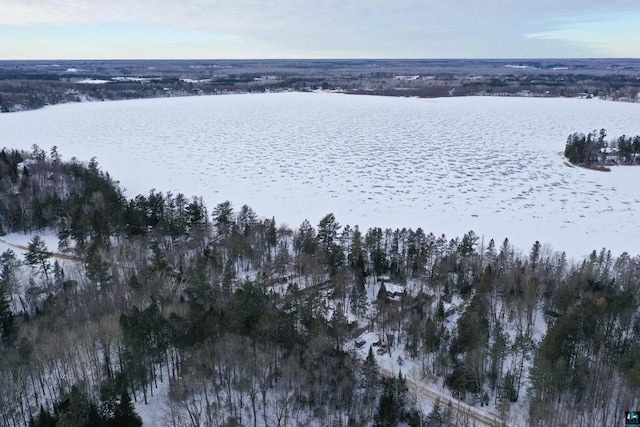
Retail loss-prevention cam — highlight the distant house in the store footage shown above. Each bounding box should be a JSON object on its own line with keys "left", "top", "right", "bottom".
{"left": 384, "top": 283, "right": 405, "bottom": 299}
{"left": 394, "top": 75, "right": 420, "bottom": 81}
{"left": 605, "top": 149, "right": 620, "bottom": 164}
{"left": 600, "top": 148, "right": 620, "bottom": 164}
{"left": 442, "top": 302, "right": 458, "bottom": 317}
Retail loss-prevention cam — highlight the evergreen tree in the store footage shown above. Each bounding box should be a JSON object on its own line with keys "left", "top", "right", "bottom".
{"left": 31, "top": 405, "right": 57, "bottom": 427}
{"left": 363, "top": 346, "right": 378, "bottom": 387}
{"left": 213, "top": 200, "right": 234, "bottom": 239}
{"left": 374, "top": 373, "right": 408, "bottom": 427}
{"left": 425, "top": 400, "right": 446, "bottom": 427}
{"left": 0, "top": 285, "right": 13, "bottom": 343}
{"left": 237, "top": 204, "right": 257, "bottom": 236}
{"left": 529, "top": 240, "right": 541, "bottom": 272}
{"left": 329, "top": 302, "right": 349, "bottom": 352}
{"left": 374, "top": 379, "right": 399, "bottom": 427}
{"left": 57, "top": 386, "right": 90, "bottom": 427}
{"left": 24, "top": 235, "right": 53, "bottom": 282}
{"left": 294, "top": 219, "right": 317, "bottom": 256}
{"left": 458, "top": 230, "right": 478, "bottom": 257}
{"left": 88, "top": 402, "right": 105, "bottom": 427}
{"left": 349, "top": 225, "right": 366, "bottom": 283}
{"left": 366, "top": 227, "right": 388, "bottom": 278}
{"left": 318, "top": 213, "right": 343, "bottom": 278}
{"left": 52, "top": 260, "right": 64, "bottom": 288}
{"left": 274, "top": 239, "right": 290, "bottom": 275}
{"left": 85, "top": 242, "right": 111, "bottom": 286}
{"left": 350, "top": 281, "right": 367, "bottom": 316}
{"left": 376, "top": 282, "right": 388, "bottom": 304}
{"left": 112, "top": 388, "right": 142, "bottom": 427}
{"left": 500, "top": 371, "right": 518, "bottom": 403}
{"left": 484, "top": 238, "right": 497, "bottom": 266}
{"left": 317, "top": 213, "right": 340, "bottom": 247}
{"left": 1, "top": 249, "right": 20, "bottom": 294}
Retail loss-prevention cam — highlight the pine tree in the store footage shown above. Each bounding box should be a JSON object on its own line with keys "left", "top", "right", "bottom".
{"left": 112, "top": 388, "right": 142, "bottom": 427}
{"left": 86, "top": 242, "right": 111, "bottom": 286}
{"left": 426, "top": 400, "right": 444, "bottom": 427}
{"left": 1, "top": 249, "right": 20, "bottom": 294}
{"left": 529, "top": 240, "right": 541, "bottom": 272}
{"left": 32, "top": 405, "right": 57, "bottom": 427}
{"left": 458, "top": 230, "right": 479, "bottom": 257}
{"left": 484, "top": 238, "right": 497, "bottom": 266}
{"left": 329, "top": 302, "right": 349, "bottom": 352}
{"left": 88, "top": 402, "right": 105, "bottom": 427}
{"left": 374, "top": 378, "right": 398, "bottom": 427}
{"left": 0, "top": 286, "right": 13, "bottom": 344}
{"left": 349, "top": 226, "right": 367, "bottom": 285}
{"left": 318, "top": 213, "right": 343, "bottom": 278}
{"left": 24, "top": 235, "right": 53, "bottom": 283}
{"left": 213, "top": 200, "right": 234, "bottom": 240}
{"left": 376, "top": 282, "right": 388, "bottom": 304}
{"left": 373, "top": 373, "right": 407, "bottom": 427}
{"left": 363, "top": 346, "right": 378, "bottom": 387}
{"left": 350, "top": 281, "right": 367, "bottom": 316}
{"left": 57, "top": 386, "right": 90, "bottom": 427}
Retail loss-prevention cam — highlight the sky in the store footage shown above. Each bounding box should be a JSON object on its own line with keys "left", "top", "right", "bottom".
{"left": 0, "top": 0, "right": 639, "bottom": 59}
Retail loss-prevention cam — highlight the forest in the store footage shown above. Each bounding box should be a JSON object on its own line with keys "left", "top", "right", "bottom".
{"left": 1, "top": 146, "right": 640, "bottom": 426}
{"left": 2, "top": 58, "right": 639, "bottom": 113}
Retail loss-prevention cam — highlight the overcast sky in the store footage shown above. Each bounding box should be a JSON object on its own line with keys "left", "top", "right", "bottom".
{"left": 1, "top": 0, "right": 638, "bottom": 59}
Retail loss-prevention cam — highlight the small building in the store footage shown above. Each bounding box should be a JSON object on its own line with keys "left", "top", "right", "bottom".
{"left": 605, "top": 149, "right": 620, "bottom": 164}
{"left": 384, "top": 283, "right": 405, "bottom": 299}
{"left": 394, "top": 75, "right": 420, "bottom": 81}
{"left": 442, "top": 302, "right": 458, "bottom": 317}
{"left": 600, "top": 148, "right": 620, "bottom": 164}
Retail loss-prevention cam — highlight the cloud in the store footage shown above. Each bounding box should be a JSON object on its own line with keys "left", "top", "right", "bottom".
{"left": 525, "top": 11, "right": 640, "bottom": 57}
{"left": 1, "top": 0, "right": 639, "bottom": 58}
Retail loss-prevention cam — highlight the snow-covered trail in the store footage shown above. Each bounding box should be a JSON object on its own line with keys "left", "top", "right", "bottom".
{"left": 0, "top": 235, "right": 81, "bottom": 261}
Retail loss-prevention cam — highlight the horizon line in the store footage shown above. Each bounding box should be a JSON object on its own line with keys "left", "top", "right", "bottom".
{"left": 1, "top": 57, "right": 639, "bottom": 62}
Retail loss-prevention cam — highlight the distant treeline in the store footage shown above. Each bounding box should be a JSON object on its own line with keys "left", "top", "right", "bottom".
{"left": 3, "top": 59, "right": 640, "bottom": 113}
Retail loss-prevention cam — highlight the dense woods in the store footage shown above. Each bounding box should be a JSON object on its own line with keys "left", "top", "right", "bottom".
{"left": 2, "top": 147, "right": 640, "bottom": 426}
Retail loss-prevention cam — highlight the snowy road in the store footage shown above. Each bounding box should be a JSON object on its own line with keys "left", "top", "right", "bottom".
{"left": 379, "top": 367, "right": 501, "bottom": 427}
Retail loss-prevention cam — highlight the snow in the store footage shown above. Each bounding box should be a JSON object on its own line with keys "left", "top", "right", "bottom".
{"left": 383, "top": 283, "right": 405, "bottom": 295}
{"left": 76, "top": 78, "right": 110, "bottom": 84}
{"left": 1, "top": 93, "right": 640, "bottom": 260}
{"left": 0, "top": 232, "right": 61, "bottom": 256}
{"left": 134, "top": 380, "right": 171, "bottom": 426}
{"left": 111, "top": 77, "right": 159, "bottom": 83}
{"left": 355, "top": 325, "right": 501, "bottom": 425}
{"left": 6, "top": 92, "right": 631, "bottom": 425}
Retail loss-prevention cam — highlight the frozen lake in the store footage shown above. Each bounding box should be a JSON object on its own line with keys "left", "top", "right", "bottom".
{"left": 2, "top": 92, "right": 640, "bottom": 259}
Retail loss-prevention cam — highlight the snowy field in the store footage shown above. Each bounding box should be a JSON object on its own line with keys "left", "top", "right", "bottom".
{"left": 1, "top": 92, "right": 640, "bottom": 259}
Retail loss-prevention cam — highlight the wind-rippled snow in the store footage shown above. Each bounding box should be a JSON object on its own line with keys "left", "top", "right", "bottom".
{"left": 2, "top": 92, "right": 640, "bottom": 259}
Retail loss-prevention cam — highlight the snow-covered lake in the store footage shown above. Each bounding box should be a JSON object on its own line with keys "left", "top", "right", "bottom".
{"left": 2, "top": 92, "right": 640, "bottom": 259}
